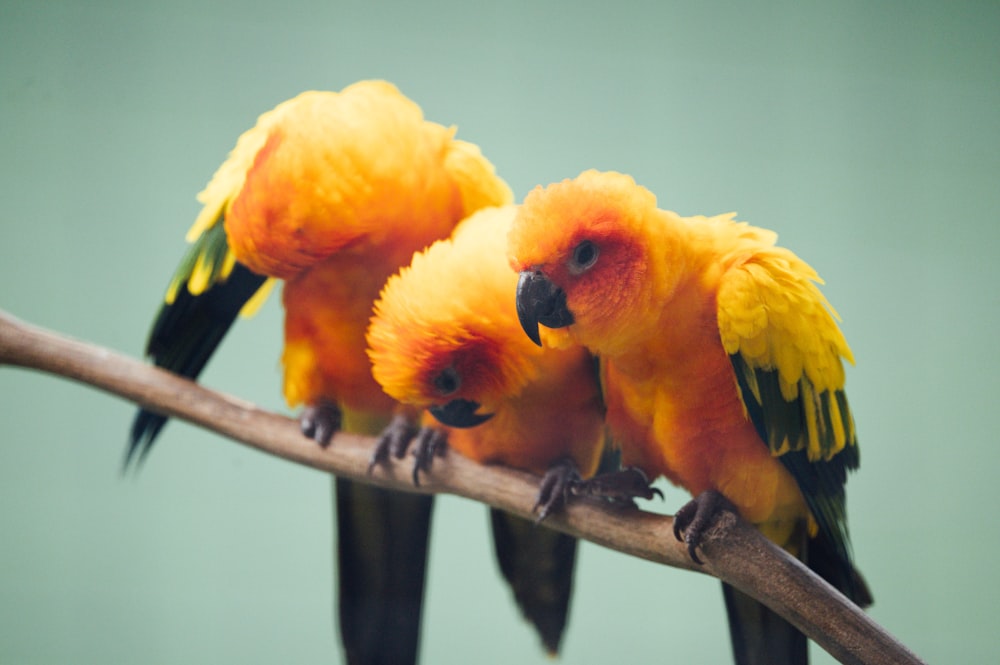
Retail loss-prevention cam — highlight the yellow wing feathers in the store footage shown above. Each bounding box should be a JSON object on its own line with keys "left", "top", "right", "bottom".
{"left": 718, "top": 245, "right": 853, "bottom": 396}
{"left": 717, "top": 232, "right": 856, "bottom": 462}
{"left": 164, "top": 216, "right": 273, "bottom": 317}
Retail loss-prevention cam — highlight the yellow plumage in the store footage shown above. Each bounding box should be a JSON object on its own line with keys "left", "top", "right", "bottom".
{"left": 508, "top": 170, "right": 869, "bottom": 621}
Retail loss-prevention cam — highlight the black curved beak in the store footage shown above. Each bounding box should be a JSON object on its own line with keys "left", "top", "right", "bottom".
{"left": 429, "top": 399, "right": 494, "bottom": 429}
{"left": 515, "top": 270, "right": 574, "bottom": 346}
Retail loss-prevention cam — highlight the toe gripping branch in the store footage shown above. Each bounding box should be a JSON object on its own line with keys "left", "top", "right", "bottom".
{"left": 368, "top": 414, "right": 447, "bottom": 486}
{"left": 672, "top": 490, "right": 738, "bottom": 565}
{"left": 533, "top": 457, "right": 583, "bottom": 523}
{"left": 561, "top": 467, "right": 737, "bottom": 565}
{"left": 300, "top": 400, "right": 342, "bottom": 446}
{"left": 567, "top": 466, "right": 663, "bottom": 508}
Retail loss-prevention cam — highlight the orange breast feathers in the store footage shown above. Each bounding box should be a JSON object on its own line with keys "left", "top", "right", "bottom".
{"left": 507, "top": 170, "right": 855, "bottom": 528}
{"left": 367, "top": 205, "right": 606, "bottom": 478}
{"left": 598, "top": 336, "right": 807, "bottom": 527}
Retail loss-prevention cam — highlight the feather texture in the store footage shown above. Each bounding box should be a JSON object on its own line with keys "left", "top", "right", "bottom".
{"left": 508, "top": 169, "right": 870, "bottom": 664}
{"left": 368, "top": 205, "right": 608, "bottom": 653}
{"left": 127, "top": 80, "right": 512, "bottom": 665}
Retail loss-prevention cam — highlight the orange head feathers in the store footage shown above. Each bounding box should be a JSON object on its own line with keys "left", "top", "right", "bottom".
{"left": 368, "top": 204, "right": 607, "bottom": 477}
{"left": 509, "top": 170, "right": 687, "bottom": 355}
{"left": 368, "top": 206, "right": 542, "bottom": 417}
{"left": 508, "top": 170, "right": 658, "bottom": 275}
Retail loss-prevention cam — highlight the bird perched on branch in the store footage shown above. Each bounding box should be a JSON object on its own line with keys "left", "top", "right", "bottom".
{"left": 367, "top": 204, "right": 609, "bottom": 654}
{"left": 127, "top": 79, "right": 512, "bottom": 665}
{"left": 509, "top": 169, "right": 871, "bottom": 665}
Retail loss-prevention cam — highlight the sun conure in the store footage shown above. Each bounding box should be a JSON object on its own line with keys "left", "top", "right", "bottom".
{"left": 509, "top": 169, "right": 871, "bottom": 665}
{"left": 366, "top": 205, "right": 609, "bottom": 654}
{"left": 126, "top": 80, "right": 512, "bottom": 665}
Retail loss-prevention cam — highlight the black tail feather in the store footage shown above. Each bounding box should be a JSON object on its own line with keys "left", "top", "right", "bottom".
{"left": 489, "top": 508, "right": 577, "bottom": 655}
{"left": 336, "top": 478, "right": 435, "bottom": 665}
{"left": 808, "top": 528, "right": 874, "bottom": 609}
{"left": 723, "top": 582, "right": 808, "bottom": 665}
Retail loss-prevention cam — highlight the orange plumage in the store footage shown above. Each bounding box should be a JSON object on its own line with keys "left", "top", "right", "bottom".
{"left": 510, "top": 170, "right": 847, "bottom": 534}
{"left": 367, "top": 205, "right": 607, "bottom": 654}
{"left": 128, "top": 80, "right": 512, "bottom": 665}
{"left": 206, "top": 81, "right": 512, "bottom": 418}
{"left": 368, "top": 204, "right": 606, "bottom": 478}
{"left": 510, "top": 169, "right": 868, "bottom": 664}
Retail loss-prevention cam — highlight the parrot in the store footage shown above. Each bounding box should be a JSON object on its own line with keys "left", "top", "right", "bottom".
{"left": 508, "top": 169, "right": 871, "bottom": 665}
{"left": 126, "top": 80, "right": 512, "bottom": 665}
{"left": 366, "top": 204, "right": 610, "bottom": 654}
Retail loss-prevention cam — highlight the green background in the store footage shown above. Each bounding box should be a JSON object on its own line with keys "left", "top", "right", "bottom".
{"left": 2, "top": 1, "right": 997, "bottom": 663}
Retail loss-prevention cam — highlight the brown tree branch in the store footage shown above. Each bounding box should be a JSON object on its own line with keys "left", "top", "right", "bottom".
{"left": 0, "top": 308, "right": 924, "bottom": 665}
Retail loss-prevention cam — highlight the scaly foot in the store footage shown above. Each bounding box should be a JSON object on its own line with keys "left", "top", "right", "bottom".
{"left": 368, "top": 413, "right": 418, "bottom": 471}
{"left": 533, "top": 457, "right": 582, "bottom": 523}
{"left": 299, "top": 399, "right": 341, "bottom": 446}
{"left": 672, "top": 490, "right": 738, "bottom": 564}
{"left": 368, "top": 414, "right": 448, "bottom": 487}
{"left": 408, "top": 427, "right": 447, "bottom": 486}
{"left": 569, "top": 466, "right": 663, "bottom": 508}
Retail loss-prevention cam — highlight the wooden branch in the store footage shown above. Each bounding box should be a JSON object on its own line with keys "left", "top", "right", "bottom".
{"left": 0, "top": 308, "right": 924, "bottom": 665}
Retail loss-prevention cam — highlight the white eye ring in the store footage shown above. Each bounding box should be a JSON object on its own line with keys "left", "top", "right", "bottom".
{"left": 569, "top": 240, "right": 599, "bottom": 274}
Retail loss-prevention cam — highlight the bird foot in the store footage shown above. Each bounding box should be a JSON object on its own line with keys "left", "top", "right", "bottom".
{"left": 533, "top": 457, "right": 582, "bottom": 523}
{"left": 568, "top": 466, "right": 663, "bottom": 508}
{"left": 672, "top": 489, "right": 738, "bottom": 565}
{"left": 368, "top": 414, "right": 447, "bottom": 487}
{"left": 299, "top": 400, "right": 342, "bottom": 446}
{"left": 408, "top": 427, "right": 447, "bottom": 486}
{"left": 368, "top": 413, "right": 418, "bottom": 470}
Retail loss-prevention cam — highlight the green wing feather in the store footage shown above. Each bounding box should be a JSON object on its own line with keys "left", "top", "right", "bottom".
{"left": 125, "top": 105, "right": 283, "bottom": 468}
{"left": 126, "top": 218, "right": 270, "bottom": 467}
{"left": 718, "top": 243, "right": 870, "bottom": 605}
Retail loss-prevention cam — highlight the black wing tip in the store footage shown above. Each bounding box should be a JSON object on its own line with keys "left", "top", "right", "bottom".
{"left": 125, "top": 261, "right": 267, "bottom": 470}
{"left": 729, "top": 353, "right": 869, "bottom": 605}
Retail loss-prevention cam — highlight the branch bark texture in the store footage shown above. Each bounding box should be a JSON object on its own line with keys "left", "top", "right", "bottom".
{"left": 0, "top": 309, "right": 924, "bottom": 665}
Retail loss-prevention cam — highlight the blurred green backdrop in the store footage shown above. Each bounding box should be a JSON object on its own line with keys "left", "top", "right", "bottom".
{"left": 2, "top": 1, "right": 998, "bottom": 663}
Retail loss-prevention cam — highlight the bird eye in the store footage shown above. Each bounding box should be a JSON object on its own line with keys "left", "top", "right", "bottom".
{"left": 433, "top": 367, "right": 461, "bottom": 396}
{"left": 570, "top": 240, "right": 599, "bottom": 274}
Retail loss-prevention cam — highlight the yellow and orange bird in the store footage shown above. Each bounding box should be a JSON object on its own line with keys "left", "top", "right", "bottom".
{"left": 366, "top": 205, "right": 608, "bottom": 654}
{"left": 126, "top": 80, "right": 512, "bottom": 665}
{"left": 509, "top": 170, "right": 871, "bottom": 665}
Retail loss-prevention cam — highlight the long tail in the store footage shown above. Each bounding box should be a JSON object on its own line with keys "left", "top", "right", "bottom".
{"left": 723, "top": 583, "right": 808, "bottom": 665}
{"left": 335, "top": 479, "right": 435, "bottom": 665}
{"left": 489, "top": 509, "right": 576, "bottom": 655}
{"left": 723, "top": 525, "right": 872, "bottom": 665}
{"left": 125, "top": 221, "right": 267, "bottom": 468}
{"left": 488, "top": 445, "right": 620, "bottom": 654}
